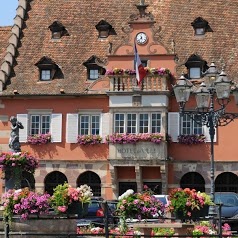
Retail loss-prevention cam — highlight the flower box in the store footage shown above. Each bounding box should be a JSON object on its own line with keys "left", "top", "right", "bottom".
{"left": 177, "top": 134, "right": 206, "bottom": 145}
{"left": 77, "top": 134, "right": 102, "bottom": 145}
{"left": 67, "top": 201, "right": 89, "bottom": 218}
{"left": 27, "top": 133, "right": 51, "bottom": 145}
{"left": 174, "top": 205, "right": 209, "bottom": 221}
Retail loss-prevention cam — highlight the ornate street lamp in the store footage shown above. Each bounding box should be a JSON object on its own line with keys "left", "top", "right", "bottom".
{"left": 173, "top": 62, "right": 238, "bottom": 220}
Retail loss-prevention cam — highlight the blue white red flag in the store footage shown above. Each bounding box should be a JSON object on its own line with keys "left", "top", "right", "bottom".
{"left": 134, "top": 43, "right": 146, "bottom": 85}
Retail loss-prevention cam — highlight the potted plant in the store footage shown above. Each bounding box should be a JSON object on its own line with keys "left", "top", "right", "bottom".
{"left": 27, "top": 133, "right": 51, "bottom": 145}
{"left": 0, "top": 151, "right": 39, "bottom": 189}
{"left": 2, "top": 187, "right": 51, "bottom": 223}
{"left": 50, "top": 182, "right": 93, "bottom": 217}
{"left": 168, "top": 188, "right": 213, "bottom": 221}
{"left": 116, "top": 188, "right": 165, "bottom": 221}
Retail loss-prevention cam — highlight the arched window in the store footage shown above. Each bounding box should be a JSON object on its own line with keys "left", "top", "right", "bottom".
{"left": 77, "top": 171, "right": 101, "bottom": 197}
{"left": 215, "top": 172, "right": 238, "bottom": 193}
{"left": 180, "top": 172, "right": 205, "bottom": 192}
{"left": 44, "top": 171, "right": 68, "bottom": 195}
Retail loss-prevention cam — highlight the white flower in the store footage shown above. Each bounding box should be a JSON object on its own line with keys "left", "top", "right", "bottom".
{"left": 118, "top": 189, "right": 134, "bottom": 200}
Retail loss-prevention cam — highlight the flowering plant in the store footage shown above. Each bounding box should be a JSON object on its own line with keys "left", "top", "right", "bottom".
{"left": 191, "top": 221, "right": 231, "bottom": 237}
{"left": 106, "top": 133, "right": 164, "bottom": 144}
{"left": 77, "top": 134, "right": 103, "bottom": 145}
{"left": 0, "top": 151, "right": 39, "bottom": 174}
{"left": 105, "top": 67, "right": 171, "bottom": 76}
{"left": 2, "top": 187, "right": 51, "bottom": 222}
{"left": 168, "top": 188, "right": 212, "bottom": 217}
{"left": 116, "top": 188, "right": 164, "bottom": 220}
{"left": 27, "top": 133, "right": 51, "bottom": 145}
{"left": 50, "top": 182, "right": 93, "bottom": 213}
{"left": 178, "top": 134, "right": 206, "bottom": 145}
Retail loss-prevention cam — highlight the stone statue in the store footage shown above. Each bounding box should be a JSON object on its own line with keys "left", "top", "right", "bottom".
{"left": 9, "top": 116, "right": 24, "bottom": 152}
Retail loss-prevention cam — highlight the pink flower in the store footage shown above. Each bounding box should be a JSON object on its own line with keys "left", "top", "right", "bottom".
{"left": 57, "top": 205, "right": 67, "bottom": 212}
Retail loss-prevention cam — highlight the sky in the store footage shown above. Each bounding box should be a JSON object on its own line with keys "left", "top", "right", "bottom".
{"left": 0, "top": 0, "right": 19, "bottom": 26}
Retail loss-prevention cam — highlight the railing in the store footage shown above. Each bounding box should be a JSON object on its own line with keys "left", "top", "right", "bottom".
{"left": 109, "top": 75, "right": 168, "bottom": 92}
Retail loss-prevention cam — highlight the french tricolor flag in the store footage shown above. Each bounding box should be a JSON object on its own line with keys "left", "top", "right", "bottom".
{"left": 134, "top": 43, "right": 146, "bottom": 85}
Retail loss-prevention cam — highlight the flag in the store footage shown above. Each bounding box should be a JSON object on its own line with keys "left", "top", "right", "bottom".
{"left": 134, "top": 43, "right": 147, "bottom": 85}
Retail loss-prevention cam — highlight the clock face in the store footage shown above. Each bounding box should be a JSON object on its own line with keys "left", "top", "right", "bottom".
{"left": 136, "top": 32, "right": 148, "bottom": 45}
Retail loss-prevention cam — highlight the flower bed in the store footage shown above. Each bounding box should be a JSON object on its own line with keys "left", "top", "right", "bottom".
{"left": 27, "top": 133, "right": 51, "bottom": 145}
{"left": 106, "top": 133, "right": 164, "bottom": 144}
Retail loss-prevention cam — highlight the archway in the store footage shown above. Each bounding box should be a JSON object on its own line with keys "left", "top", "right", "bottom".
{"left": 77, "top": 171, "right": 101, "bottom": 197}
{"left": 215, "top": 172, "right": 238, "bottom": 192}
{"left": 180, "top": 172, "right": 205, "bottom": 192}
{"left": 44, "top": 171, "right": 68, "bottom": 195}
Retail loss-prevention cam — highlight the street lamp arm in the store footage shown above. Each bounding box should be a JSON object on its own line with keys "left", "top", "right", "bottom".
{"left": 180, "top": 110, "right": 238, "bottom": 127}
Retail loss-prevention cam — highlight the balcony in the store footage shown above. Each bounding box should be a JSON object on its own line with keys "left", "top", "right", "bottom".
{"left": 106, "top": 67, "right": 172, "bottom": 92}
{"left": 108, "top": 75, "right": 169, "bottom": 92}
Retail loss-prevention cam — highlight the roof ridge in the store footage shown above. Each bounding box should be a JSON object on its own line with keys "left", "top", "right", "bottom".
{"left": 0, "top": 0, "right": 29, "bottom": 93}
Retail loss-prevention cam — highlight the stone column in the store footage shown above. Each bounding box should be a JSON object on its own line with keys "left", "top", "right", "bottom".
{"left": 135, "top": 164, "right": 142, "bottom": 192}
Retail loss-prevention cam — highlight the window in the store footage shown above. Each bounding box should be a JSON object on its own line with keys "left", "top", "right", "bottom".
{"left": 83, "top": 56, "right": 106, "bottom": 80}
{"left": 114, "top": 112, "right": 161, "bottom": 134}
{"left": 41, "top": 70, "right": 51, "bottom": 80}
{"left": 185, "top": 54, "right": 208, "bottom": 79}
{"left": 79, "top": 114, "right": 100, "bottom": 135}
{"left": 181, "top": 114, "right": 203, "bottom": 135}
{"left": 17, "top": 113, "right": 62, "bottom": 143}
{"left": 35, "top": 56, "right": 60, "bottom": 81}
{"left": 30, "top": 114, "right": 51, "bottom": 135}
{"left": 48, "top": 21, "right": 69, "bottom": 39}
{"left": 66, "top": 112, "right": 108, "bottom": 144}
{"left": 89, "top": 69, "right": 99, "bottom": 80}
{"left": 191, "top": 17, "right": 213, "bottom": 36}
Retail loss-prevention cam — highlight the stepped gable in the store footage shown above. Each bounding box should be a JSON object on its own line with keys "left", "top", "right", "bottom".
{"left": 1, "top": 0, "right": 238, "bottom": 96}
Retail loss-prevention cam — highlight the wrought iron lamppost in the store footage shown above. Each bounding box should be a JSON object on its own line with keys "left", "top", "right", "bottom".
{"left": 173, "top": 62, "right": 238, "bottom": 219}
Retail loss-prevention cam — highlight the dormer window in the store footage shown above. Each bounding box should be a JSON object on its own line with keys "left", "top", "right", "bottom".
{"left": 35, "top": 56, "right": 59, "bottom": 81}
{"left": 95, "top": 20, "right": 117, "bottom": 39}
{"left": 185, "top": 54, "right": 208, "bottom": 79}
{"left": 83, "top": 56, "right": 106, "bottom": 80}
{"left": 191, "top": 17, "right": 213, "bottom": 36}
{"left": 48, "top": 21, "right": 69, "bottom": 39}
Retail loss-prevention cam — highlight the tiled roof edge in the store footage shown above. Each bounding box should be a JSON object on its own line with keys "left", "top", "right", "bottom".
{"left": 0, "top": 0, "right": 28, "bottom": 93}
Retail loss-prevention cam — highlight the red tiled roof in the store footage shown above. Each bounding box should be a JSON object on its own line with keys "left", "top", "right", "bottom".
{"left": 0, "top": 26, "right": 11, "bottom": 64}
{"left": 1, "top": 0, "right": 238, "bottom": 95}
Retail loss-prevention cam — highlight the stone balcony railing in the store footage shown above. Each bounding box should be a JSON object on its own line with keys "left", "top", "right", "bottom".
{"left": 108, "top": 75, "right": 169, "bottom": 92}
{"left": 109, "top": 141, "right": 167, "bottom": 163}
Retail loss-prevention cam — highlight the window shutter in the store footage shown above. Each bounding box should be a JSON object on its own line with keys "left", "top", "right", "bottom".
{"left": 203, "top": 125, "right": 217, "bottom": 142}
{"left": 66, "top": 113, "right": 78, "bottom": 143}
{"left": 168, "top": 112, "right": 180, "bottom": 142}
{"left": 51, "top": 114, "right": 62, "bottom": 142}
{"left": 101, "top": 113, "right": 110, "bottom": 142}
{"left": 17, "top": 114, "right": 28, "bottom": 142}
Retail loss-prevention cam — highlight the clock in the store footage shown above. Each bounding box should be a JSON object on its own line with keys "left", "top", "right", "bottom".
{"left": 136, "top": 32, "right": 148, "bottom": 45}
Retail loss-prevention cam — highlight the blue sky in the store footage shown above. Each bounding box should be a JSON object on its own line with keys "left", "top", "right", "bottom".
{"left": 0, "top": 1, "right": 19, "bottom": 26}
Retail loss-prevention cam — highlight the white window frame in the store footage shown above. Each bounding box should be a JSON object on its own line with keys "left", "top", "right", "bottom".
{"left": 30, "top": 114, "right": 51, "bottom": 135}
{"left": 79, "top": 114, "right": 100, "bottom": 135}
{"left": 17, "top": 112, "right": 62, "bottom": 143}
{"left": 181, "top": 114, "right": 203, "bottom": 135}
{"left": 41, "top": 69, "right": 51, "bottom": 80}
{"left": 168, "top": 112, "right": 216, "bottom": 143}
{"left": 114, "top": 112, "right": 162, "bottom": 134}
{"left": 66, "top": 111, "right": 109, "bottom": 143}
